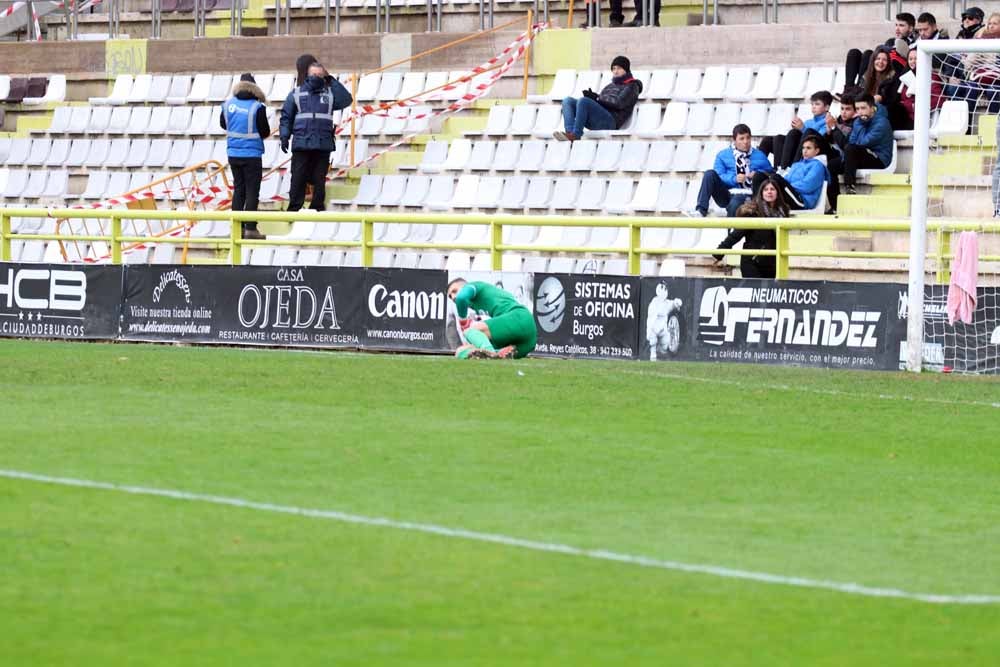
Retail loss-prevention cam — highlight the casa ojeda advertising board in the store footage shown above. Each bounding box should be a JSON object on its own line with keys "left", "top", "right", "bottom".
{"left": 639, "top": 277, "right": 904, "bottom": 370}
{"left": 533, "top": 272, "right": 640, "bottom": 360}
{"left": 0, "top": 262, "right": 122, "bottom": 340}
{"left": 122, "top": 265, "right": 366, "bottom": 348}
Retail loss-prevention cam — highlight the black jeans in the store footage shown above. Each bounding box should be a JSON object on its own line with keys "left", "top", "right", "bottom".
{"left": 288, "top": 150, "right": 332, "bottom": 212}
{"left": 230, "top": 156, "right": 263, "bottom": 230}
{"left": 843, "top": 145, "right": 886, "bottom": 186}
{"left": 632, "top": 0, "right": 661, "bottom": 23}
{"left": 759, "top": 129, "right": 803, "bottom": 170}
{"left": 844, "top": 48, "right": 873, "bottom": 90}
{"left": 741, "top": 256, "right": 776, "bottom": 279}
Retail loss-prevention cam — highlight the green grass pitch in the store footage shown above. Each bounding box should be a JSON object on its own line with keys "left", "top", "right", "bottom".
{"left": 1, "top": 339, "right": 999, "bottom": 665}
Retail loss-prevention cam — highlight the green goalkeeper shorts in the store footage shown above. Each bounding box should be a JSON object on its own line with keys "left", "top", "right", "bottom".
{"left": 485, "top": 307, "right": 537, "bottom": 358}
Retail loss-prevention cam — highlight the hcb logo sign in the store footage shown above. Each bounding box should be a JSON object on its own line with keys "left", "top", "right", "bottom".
{"left": 0, "top": 268, "right": 87, "bottom": 311}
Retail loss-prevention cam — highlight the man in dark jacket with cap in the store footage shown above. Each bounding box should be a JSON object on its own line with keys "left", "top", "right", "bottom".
{"left": 555, "top": 55, "right": 642, "bottom": 142}
{"left": 220, "top": 73, "right": 270, "bottom": 240}
{"left": 280, "top": 62, "right": 353, "bottom": 212}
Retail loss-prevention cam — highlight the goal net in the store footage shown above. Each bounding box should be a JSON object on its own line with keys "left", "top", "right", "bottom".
{"left": 907, "top": 39, "right": 1000, "bottom": 373}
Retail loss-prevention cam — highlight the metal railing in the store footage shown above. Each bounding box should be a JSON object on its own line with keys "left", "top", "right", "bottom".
{"left": 4, "top": 208, "right": 1000, "bottom": 283}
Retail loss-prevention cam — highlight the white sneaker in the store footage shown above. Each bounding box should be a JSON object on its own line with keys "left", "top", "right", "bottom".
{"left": 681, "top": 208, "right": 705, "bottom": 218}
{"left": 553, "top": 130, "right": 568, "bottom": 142}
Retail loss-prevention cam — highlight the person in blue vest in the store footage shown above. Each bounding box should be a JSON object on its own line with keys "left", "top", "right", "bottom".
{"left": 843, "top": 93, "right": 893, "bottom": 195}
{"left": 686, "top": 123, "right": 773, "bottom": 217}
{"left": 280, "top": 62, "right": 353, "bottom": 212}
{"left": 220, "top": 73, "right": 270, "bottom": 240}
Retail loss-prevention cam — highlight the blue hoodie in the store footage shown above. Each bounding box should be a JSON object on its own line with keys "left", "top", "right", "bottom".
{"left": 848, "top": 106, "right": 893, "bottom": 166}
{"left": 803, "top": 112, "right": 828, "bottom": 136}
{"left": 713, "top": 147, "right": 774, "bottom": 188}
{"left": 784, "top": 157, "right": 828, "bottom": 209}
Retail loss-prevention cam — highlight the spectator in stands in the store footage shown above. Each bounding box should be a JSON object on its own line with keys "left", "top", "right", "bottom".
{"left": 843, "top": 93, "right": 893, "bottom": 195}
{"left": 964, "top": 13, "right": 1000, "bottom": 114}
{"left": 917, "top": 12, "right": 949, "bottom": 41}
{"left": 296, "top": 53, "right": 318, "bottom": 87}
{"left": 686, "top": 123, "right": 773, "bottom": 217}
{"left": 844, "top": 13, "right": 915, "bottom": 90}
{"left": 895, "top": 48, "right": 944, "bottom": 131}
{"left": 713, "top": 196, "right": 782, "bottom": 279}
{"left": 759, "top": 90, "right": 834, "bottom": 170}
{"left": 823, "top": 90, "right": 858, "bottom": 211}
{"left": 280, "top": 62, "right": 353, "bottom": 212}
{"left": 220, "top": 73, "right": 270, "bottom": 240}
{"left": 941, "top": 8, "right": 985, "bottom": 107}
{"left": 626, "top": 0, "right": 660, "bottom": 26}
{"left": 861, "top": 46, "right": 903, "bottom": 105}
{"left": 581, "top": 0, "right": 625, "bottom": 27}
{"left": 958, "top": 6, "right": 986, "bottom": 39}
{"left": 555, "top": 55, "right": 642, "bottom": 142}
{"left": 750, "top": 136, "right": 827, "bottom": 212}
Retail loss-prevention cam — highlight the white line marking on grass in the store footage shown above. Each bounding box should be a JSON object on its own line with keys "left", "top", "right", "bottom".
{"left": 3, "top": 468, "right": 999, "bottom": 606}
{"left": 620, "top": 367, "right": 1000, "bottom": 410}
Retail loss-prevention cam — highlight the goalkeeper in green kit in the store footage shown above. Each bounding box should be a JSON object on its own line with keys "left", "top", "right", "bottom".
{"left": 447, "top": 278, "right": 537, "bottom": 359}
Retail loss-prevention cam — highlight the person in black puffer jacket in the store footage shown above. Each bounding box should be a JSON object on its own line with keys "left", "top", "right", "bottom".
{"left": 555, "top": 55, "right": 642, "bottom": 142}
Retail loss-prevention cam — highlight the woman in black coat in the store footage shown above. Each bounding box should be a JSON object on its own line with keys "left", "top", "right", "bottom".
{"left": 714, "top": 176, "right": 789, "bottom": 279}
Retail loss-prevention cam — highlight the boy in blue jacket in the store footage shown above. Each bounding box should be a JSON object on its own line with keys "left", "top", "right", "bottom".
{"left": 688, "top": 123, "right": 773, "bottom": 217}
{"left": 751, "top": 136, "right": 828, "bottom": 211}
{"left": 843, "top": 93, "right": 894, "bottom": 195}
{"left": 759, "top": 90, "right": 833, "bottom": 170}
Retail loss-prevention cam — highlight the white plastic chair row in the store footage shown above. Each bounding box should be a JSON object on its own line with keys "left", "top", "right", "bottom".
{"left": 344, "top": 173, "right": 697, "bottom": 214}
{"left": 527, "top": 65, "right": 846, "bottom": 104}
{"left": 473, "top": 101, "right": 821, "bottom": 140}
{"left": 0, "top": 168, "right": 69, "bottom": 199}
{"left": 354, "top": 104, "right": 432, "bottom": 136}
{"left": 417, "top": 137, "right": 728, "bottom": 175}
{"left": 89, "top": 72, "right": 294, "bottom": 106}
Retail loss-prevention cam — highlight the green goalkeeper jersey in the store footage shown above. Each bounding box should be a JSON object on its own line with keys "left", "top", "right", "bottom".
{"left": 453, "top": 281, "right": 524, "bottom": 318}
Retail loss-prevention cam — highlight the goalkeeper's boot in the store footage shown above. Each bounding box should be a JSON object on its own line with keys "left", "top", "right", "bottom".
{"left": 496, "top": 345, "right": 517, "bottom": 359}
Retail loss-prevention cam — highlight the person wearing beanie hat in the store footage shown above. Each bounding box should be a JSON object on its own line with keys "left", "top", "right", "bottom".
{"left": 959, "top": 7, "right": 985, "bottom": 38}
{"left": 280, "top": 61, "right": 353, "bottom": 213}
{"left": 554, "top": 55, "right": 642, "bottom": 142}
{"left": 220, "top": 72, "right": 270, "bottom": 240}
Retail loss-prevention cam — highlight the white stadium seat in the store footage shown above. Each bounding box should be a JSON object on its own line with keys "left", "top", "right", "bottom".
{"left": 723, "top": 67, "right": 755, "bottom": 102}
{"left": 697, "top": 66, "right": 727, "bottom": 99}
{"left": 685, "top": 103, "right": 715, "bottom": 136}
{"left": 467, "top": 140, "right": 496, "bottom": 171}
{"left": 645, "top": 140, "right": 674, "bottom": 172}
{"left": 90, "top": 74, "right": 133, "bottom": 105}
{"left": 751, "top": 65, "right": 782, "bottom": 100}
{"left": 481, "top": 104, "right": 513, "bottom": 136}
{"left": 508, "top": 105, "right": 538, "bottom": 135}
{"left": 530, "top": 105, "right": 562, "bottom": 139}
{"left": 646, "top": 69, "right": 676, "bottom": 100}
{"left": 164, "top": 75, "right": 193, "bottom": 104}
{"left": 528, "top": 68, "right": 576, "bottom": 103}
{"left": 492, "top": 140, "right": 521, "bottom": 171}
{"left": 671, "top": 69, "right": 703, "bottom": 102}
{"left": 711, "top": 103, "right": 741, "bottom": 137}
{"left": 592, "top": 141, "right": 623, "bottom": 171}
{"left": 619, "top": 141, "right": 649, "bottom": 172}
{"left": 778, "top": 67, "right": 808, "bottom": 100}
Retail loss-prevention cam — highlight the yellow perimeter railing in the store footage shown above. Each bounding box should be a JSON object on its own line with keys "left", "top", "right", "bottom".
{"left": 3, "top": 208, "right": 1000, "bottom": 282}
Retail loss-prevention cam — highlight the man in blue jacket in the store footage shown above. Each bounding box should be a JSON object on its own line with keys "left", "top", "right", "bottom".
{"left": 687, "top": 123, "right": 773, "bottom": 217}
{"left": 843, "top": 93, "right": 893, "bottom": 195}
{"left": 751, "top": 136, "right": 828, "bottom": 211}
{"left": 280, "top": 62, "right": 353, "bottom": 212}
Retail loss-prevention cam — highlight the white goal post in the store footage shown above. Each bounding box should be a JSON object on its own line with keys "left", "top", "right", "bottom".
{"left": 908, "top": 39, "right": 1000, "bottom": 372}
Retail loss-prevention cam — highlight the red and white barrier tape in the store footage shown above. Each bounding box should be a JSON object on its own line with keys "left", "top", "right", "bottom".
{"left": 57, "top": 21, "right": 547, "bottom": 259}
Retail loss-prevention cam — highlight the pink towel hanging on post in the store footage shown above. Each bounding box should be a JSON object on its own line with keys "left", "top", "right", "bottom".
{"left": 946, "top": 231, "right": 978, "bottom": 325}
